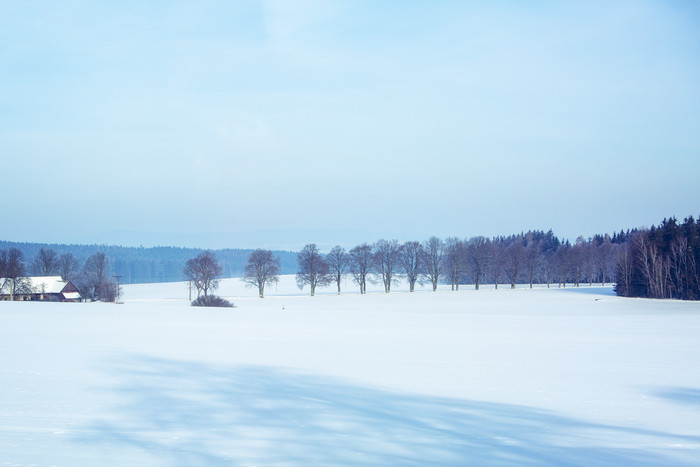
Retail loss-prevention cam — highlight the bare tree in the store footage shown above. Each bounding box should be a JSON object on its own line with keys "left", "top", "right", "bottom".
{"left": 467, "top": 236, "right": 489, "bottom": 290}
{"left": 569, "top": 237, "right": 587, "bottom": 287}
{"left": 349, "top": 243, "right": 373, "bottom": 294}
{"left": 80, "top": 252, "right": 115, "bottom": 301}
{"left": 634, "top": 232, "right": 670, "bottom": 299}
{"left": 242, "top": 249, "right": 280, "bottom": 298}
{"left": 0, "top": 248, "right": 30, "bottom": 300}
{"left": 326, "top": 245, "right": 349, "bottom": 294}
{"left": 505, "top": 239, "right": 524, "bottom": 289}
{"left": 373, "top": 239, "right": 400, "bottom": 293}
{"left": 421, "top": 237, "right": 444, "bottom": 291}
{"left": 669, "top": 236, "right": 689, "bottom": 299}
{"left": 399, "top": 241, "right": 423, "bottom": 292}
{"left": 583, "top": 239, "right": 595, "bottom": 286}
{"left": 58, "top": 253, "right": 79, "bottom": 281}
{"left": 183, "top": 251, "right": 223, "bottom": 298}
{"left": 444, "top": 237, "right": 465, "bottom": 291}
{"left": 296, "top": 243, "right": 332, "bottom": 296}
{"left": 555, "top": 243, "right": 571, "bottom": 288}
{"left": 524, "top": 239, "right": 540, "bottom": 289}
{"left": 540, "top": 250, "right": 555, "bottom": 288}
{"left": 489, "top": 240, "right": 505, "bottom": 290}
{"left": 31, "top": 247, "right": 58, "bottom": 276}
{"left": 615, "top": 242, "right": 633, "bottom": 296}
{"left": 597, "top": 237, "right": 614, "bottom": 286}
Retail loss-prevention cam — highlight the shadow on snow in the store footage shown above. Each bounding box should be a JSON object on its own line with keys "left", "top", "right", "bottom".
{"left": 76, "top": 355, "right": 698, "bottom": 466}
{"left": 551, "top": 286, "right": 617, "bottom": 297}
{"left": 653, "top": 387, "right": 700, "bottom": 407}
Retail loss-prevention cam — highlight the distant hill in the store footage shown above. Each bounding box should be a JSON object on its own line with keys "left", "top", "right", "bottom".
{"left": 0, "top": 241, "right": 298, "bottom": 285}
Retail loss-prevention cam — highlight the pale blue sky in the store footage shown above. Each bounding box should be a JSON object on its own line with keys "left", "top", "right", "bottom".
{"left": 2, "top": 1, "right": 699, "bottom": 250}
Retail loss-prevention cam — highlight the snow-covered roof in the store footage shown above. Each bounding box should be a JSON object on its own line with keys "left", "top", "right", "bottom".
{"left": 0, "top": 276, "right": 71, "bottom": 295}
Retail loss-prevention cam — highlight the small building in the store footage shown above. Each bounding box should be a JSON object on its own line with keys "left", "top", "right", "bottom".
{"left": 0, "top": 276, "right": 81, "bottom": 302}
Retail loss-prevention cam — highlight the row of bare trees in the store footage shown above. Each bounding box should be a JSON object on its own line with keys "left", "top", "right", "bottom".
{"left": 1, "top": 247, "right": 80, "bottom": 285}
{"left": 184, "top": 249, "right": 284, "bottom": 300}
{"left": 185, "top": 249, "right": 284, "bottom": 299}
{"left": 232, "top": 233, "right": 626, "bottom": 298}
{"left": 287, "top": 232, "right": 625, "bottom": 296}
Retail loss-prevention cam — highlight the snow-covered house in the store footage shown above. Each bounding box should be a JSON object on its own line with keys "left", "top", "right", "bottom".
{"left": 0, "top": 276, "right": 81, "bottom": 302}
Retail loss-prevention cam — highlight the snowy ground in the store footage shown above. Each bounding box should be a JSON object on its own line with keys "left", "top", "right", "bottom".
{"left": 1, "top": 276, "right": 699, "bottom": 466}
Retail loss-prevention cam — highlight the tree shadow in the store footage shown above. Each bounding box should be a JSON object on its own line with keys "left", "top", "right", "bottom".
{"left": 553, "top": 286, "right": 617, "bottom": 297}
{"left": 75, "top": 355, "right": 698, "bottom": 466}
{"left": 653, "top": 387, "right": 700, "bottom": 407}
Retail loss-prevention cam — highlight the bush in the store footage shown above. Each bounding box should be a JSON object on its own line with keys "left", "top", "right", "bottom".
{"left": 191, "top": 295, "right": 235, "bottom": 308}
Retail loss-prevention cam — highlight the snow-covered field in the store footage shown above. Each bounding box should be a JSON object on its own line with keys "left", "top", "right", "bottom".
{"left": 1, "top": 276, "right": 699, "bottom": 466}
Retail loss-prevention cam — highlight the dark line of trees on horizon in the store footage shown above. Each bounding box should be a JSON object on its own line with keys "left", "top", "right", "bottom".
{"left": 0, "top": 241, "right": 299, "bottom": 284}
{"left": 3, "top": 214, "right": 699, "bottom": 301}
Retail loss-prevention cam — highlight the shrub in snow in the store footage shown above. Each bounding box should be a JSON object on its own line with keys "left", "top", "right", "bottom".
{"left": 191, "top": 295, "right": 235, "bottom": 308}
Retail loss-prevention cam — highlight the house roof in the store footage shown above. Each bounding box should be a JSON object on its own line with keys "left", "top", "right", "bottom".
{"left": 0, "top": 276, "right": 78, "bottom": 296}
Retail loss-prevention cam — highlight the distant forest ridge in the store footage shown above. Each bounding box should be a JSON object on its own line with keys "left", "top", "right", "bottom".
{"left": 0, "top": 241, "right": 298, "bottom": 284}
